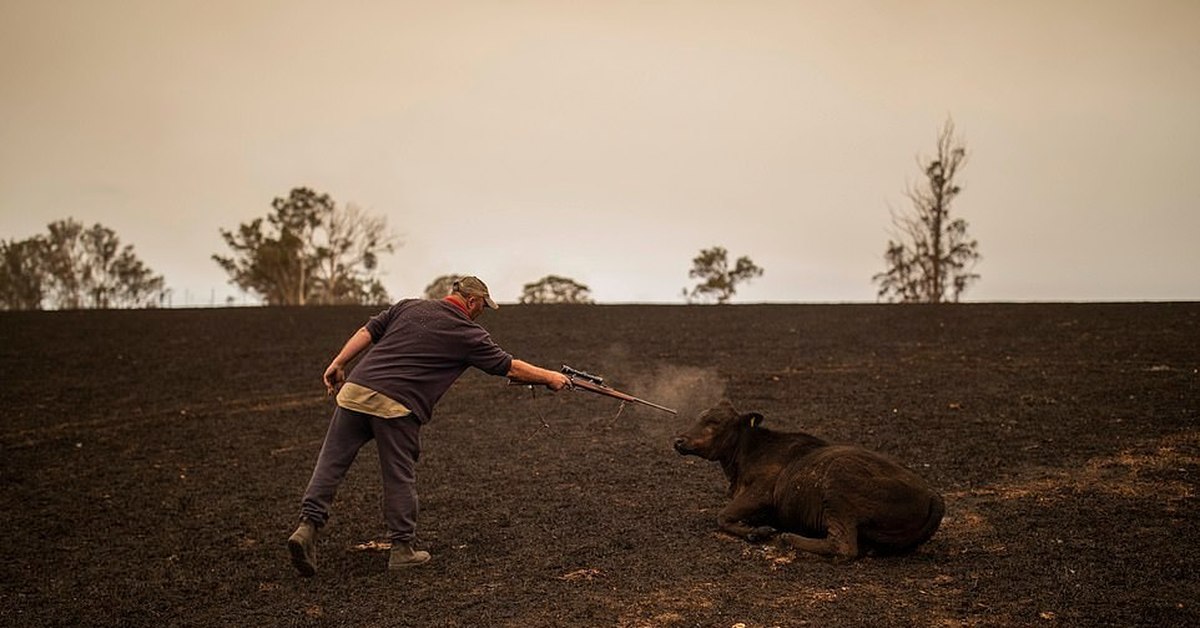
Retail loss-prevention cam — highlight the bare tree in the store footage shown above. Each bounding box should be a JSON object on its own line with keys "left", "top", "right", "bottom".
{"left": 309, "top": 202, "right": 395, "bottom": 305}
{"left": 214, "top": 187, "right": 398, "bottom": 305}
{"left": 686, "top": 246, "right": 763, "bottom": 304}
{"left": 423, "top": 274, "right": 463, "bottom": 299}
{"left": 873, "top": 119, "right": 981, "bottom": 303}
{"left": 519, "top": 275, "right": 594, "bottom": 304}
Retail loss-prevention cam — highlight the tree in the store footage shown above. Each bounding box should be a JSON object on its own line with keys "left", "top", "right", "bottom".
{"left": 214, "top": 187, "right": 398, "bottom": 306}
{"left": 76, "top": 223, "right": 165, "bottom": 308}
{"left": 519, "top": 275, "right": 594, "bottom": 304}
{"left": 423, "top": 274, "right": 463, "bottom": 299}
{"left": 104, "top": 244, "right": 168, "bottom": 308}
{"left": 44, "top": 219, "right": 89, "bottom": 309}
{"left": 686, "top": 246, "right": 763, "bottom": 304}
{"left": 1, "top": 218, "right": 167, "bottom": 310}
{"left": 45, "top": 219, "right": 168, "bottom": 309}
{"left": 873, "top": 119, "right": 981, "bottom": 303}
{"left": 310, "top": 202, "right": 394, "bottom": 305}
{"left": 0, "top": 237, "right": 48, "bottom": 310}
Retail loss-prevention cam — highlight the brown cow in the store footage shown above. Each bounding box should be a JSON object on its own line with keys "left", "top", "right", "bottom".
{"left": 673, "top": 399, "right": 944, "bottom": 561}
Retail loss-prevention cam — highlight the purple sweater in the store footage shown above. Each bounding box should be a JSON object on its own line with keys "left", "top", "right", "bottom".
{"left": 346, "top": 299, "right": 513, "bottom": 423}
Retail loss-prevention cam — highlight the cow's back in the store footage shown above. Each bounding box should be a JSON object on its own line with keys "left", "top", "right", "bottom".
{"left": 772, "top": 444, "right": 943, "bottom": 552}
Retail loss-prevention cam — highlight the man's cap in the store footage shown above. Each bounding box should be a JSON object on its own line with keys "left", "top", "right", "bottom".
{"left": 453, "top": 276, "right": 499, "bottom": 309}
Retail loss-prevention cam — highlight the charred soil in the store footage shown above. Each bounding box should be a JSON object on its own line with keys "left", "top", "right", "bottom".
{"left": 1, "top": 303, "right": 1197, "bottom": 627}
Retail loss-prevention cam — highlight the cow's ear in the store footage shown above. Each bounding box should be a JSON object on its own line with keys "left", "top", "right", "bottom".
{"left": 745, "top": 412, "right": 764, "bottom": 428}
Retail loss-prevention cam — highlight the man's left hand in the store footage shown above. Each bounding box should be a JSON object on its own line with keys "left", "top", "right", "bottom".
{"left": 323, "top": 363, "right": 345, "bottom": 396}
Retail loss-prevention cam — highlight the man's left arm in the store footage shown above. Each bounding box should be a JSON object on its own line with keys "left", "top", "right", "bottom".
{"left": 323, "top": 326, "right": 373, "bottom": 395}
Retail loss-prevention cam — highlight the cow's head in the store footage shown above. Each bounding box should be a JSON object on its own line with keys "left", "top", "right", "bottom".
{"left": 673, "top": 399, "right": 763, "bottom": 460}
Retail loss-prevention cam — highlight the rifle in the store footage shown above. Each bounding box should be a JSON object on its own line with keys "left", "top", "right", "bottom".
{"left": 510, "top": 365, "right": 678, "bottom": 415}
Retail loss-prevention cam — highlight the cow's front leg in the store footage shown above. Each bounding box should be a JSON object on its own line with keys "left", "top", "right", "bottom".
{"left": 717, "top": 493, "right": 776, "bottom": 542}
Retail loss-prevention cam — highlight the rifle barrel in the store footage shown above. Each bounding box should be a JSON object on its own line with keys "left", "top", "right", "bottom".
{"left": 629, "top": 396, "right": 678, "bottom": 415}
{"left": 507, "top": 371, "right": 678, "bottom": 415}
{"left": 573, "top": 379, "right": 677, "bottom": 415}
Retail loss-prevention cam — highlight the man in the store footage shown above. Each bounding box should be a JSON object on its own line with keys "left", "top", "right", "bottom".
{"left": 287, "top": 276, "right": 569, "bottom": 575}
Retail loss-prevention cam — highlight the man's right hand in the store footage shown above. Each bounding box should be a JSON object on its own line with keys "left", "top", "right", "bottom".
{"left": 546, "top": 371, "right": 571, "bottom": 391}
{"left": 507, "top": 359, "right": 572, "bottom": 391}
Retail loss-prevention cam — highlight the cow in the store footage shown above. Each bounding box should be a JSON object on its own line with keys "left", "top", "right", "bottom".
{"left": 673, "top": 399, "right": 944, "bottom": 561}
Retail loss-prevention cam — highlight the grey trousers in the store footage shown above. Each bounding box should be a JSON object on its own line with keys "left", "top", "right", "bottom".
{"left": 299, "top": 406, "right": 422, "bottom": 543}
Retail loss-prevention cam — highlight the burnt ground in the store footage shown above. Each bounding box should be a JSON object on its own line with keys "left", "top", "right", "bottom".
{"left": 0, "top": 303, "right": 1197, "bottom": 627}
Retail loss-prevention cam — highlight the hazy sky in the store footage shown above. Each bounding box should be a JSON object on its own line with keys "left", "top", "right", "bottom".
{"left": 2, "top": 0, "right": 1197, "bottom": 304}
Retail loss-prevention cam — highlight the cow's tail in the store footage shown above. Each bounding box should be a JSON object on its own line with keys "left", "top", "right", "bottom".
{"left": 912, "top": 491, "right": 946, "bottom": 547}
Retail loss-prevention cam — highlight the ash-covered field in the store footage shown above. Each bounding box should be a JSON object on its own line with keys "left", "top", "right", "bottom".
{"left": 1, "top": 303, "right": 1196, "bottom": 627}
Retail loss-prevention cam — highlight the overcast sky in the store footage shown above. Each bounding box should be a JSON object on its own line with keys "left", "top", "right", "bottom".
{"left": 2, "top": 0, "right": 1197, "bottom": 305}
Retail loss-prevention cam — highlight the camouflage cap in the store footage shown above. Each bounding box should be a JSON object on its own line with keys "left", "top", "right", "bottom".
{"left": 453, "top": 276, "right": 499, "bottom": 309}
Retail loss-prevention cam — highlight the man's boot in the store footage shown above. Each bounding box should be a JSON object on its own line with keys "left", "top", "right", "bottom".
{"left": 388, "top": 542, "right": 431, "bottom": 570}
{"left": 288, "top": 519, "right": 318, "bottom": 577}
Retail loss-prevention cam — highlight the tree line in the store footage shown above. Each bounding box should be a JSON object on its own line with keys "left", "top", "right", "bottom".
{"left": 1, "top": 118, "right": 978, "bottom": 310}
{"left": 0, "top": 219, "right": 167, "bottom": 310}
